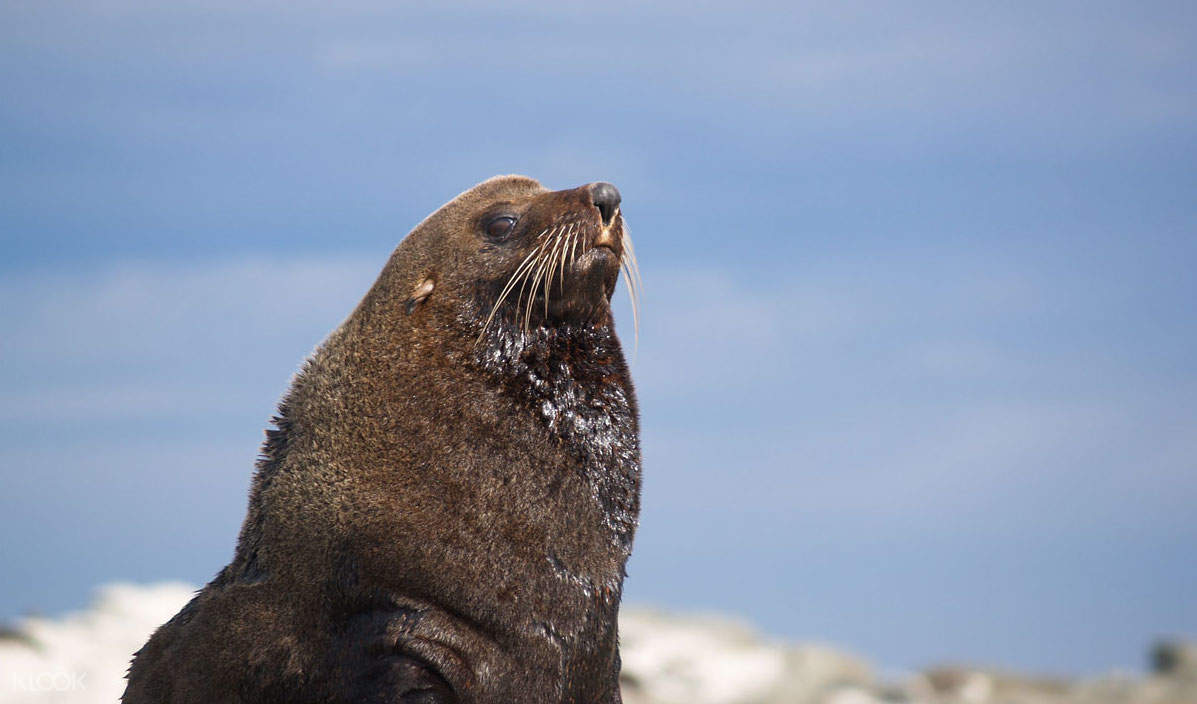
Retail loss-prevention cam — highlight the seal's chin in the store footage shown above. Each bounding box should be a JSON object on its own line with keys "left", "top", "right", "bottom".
{"left": 579, "top": 244, "right": 618, "bottom": 270}
{"left": 547, "top": 245, "right": 620, "bottom": 321}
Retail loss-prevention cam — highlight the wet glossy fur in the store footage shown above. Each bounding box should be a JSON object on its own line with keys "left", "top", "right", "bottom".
{"left": 123, "top": 176, "right": 640, "bottom": 704}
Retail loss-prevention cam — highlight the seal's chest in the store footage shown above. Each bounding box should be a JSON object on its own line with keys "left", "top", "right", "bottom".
{"left": 520, "top": 356, "right": 635, "bottom": 469}
{"left": 521, "top": 358, "right": 641, "bottom": 549}
{"left": 471, "top": 325, "right": 641, "bottom": 547}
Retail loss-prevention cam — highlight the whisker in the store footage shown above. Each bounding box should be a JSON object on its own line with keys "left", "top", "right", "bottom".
{"left": 621, "top": 258, "right": 639, "bottom": 347}
{"left": 568, "top": 222, "right": 580, "bottom": 270}
{"left": 533, "top": 233, "right": 557, "bottom": 323}
{"left": 555, "top": 222, "right": 572, "bottom": 296}
{"left": 622, "top": 223, "right": 643, "bottom": 297}
{"left": 506, "top": 226, "right": 556, "bottom": 333}
{"left": 619, "top": 222, "right": 641, "bottom": 349}
{"left": 522, "top": 226, "right": 556, "bottom": 334}
{"left": 543, "top": 224, "right": 568, "bottom": 317}
{"left": 523, "top": 259, "right": 544, "bottom": 334}
{"left": 476, "top": 229, "right": 549, "bottom": 344}
{"left": 558, "top": 222, "right": 578, "bottom": 297}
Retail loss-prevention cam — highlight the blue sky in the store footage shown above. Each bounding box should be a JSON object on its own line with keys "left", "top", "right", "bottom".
{"left": 2, "top": 0, "right": 1195, "bottom": 675}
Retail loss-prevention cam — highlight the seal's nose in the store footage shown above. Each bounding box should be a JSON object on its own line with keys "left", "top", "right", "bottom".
{"left": 589, "top": 182, "right": 621, "bottom": 226}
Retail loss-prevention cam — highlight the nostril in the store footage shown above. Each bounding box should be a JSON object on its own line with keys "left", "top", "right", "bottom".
{"left": 589, "top": 182, "right": 621, "bottom": 226}
{"left": 596, "top": 201, "right": 615, "bottom": 225}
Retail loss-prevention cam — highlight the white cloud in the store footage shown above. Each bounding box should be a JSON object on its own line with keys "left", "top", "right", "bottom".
{"left": 1, "top": 256, "right": 378, "bottom": 421}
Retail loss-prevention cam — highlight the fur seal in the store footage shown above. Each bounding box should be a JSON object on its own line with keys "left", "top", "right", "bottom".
{"left": 123, "top": 176, "right": 642, "bottom": 704}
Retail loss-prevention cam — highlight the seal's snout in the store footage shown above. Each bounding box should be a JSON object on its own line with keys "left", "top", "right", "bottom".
{"left": 588, "top": 182, "right": 621, "bottom": 226}
{"left": 475, "top": 178, "right": 638, "bottom": 337}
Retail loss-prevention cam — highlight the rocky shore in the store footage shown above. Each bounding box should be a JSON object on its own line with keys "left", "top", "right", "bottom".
{"left": 619, "top": 610, "right": 1197, "bottom": 704}
{"left": 1, "top": 584, "right": 1192, "bottom": 704}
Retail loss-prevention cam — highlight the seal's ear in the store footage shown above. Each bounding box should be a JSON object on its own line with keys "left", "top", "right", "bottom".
{"left": 405, "top": 277, "right": 435, "bottom": 315}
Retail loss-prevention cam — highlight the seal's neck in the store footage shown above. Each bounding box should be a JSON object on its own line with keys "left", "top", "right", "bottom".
{"left": 466, "top": 318, "right": 641, "bottom": 550}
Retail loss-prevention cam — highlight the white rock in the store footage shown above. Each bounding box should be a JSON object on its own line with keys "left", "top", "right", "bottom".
{"left": 618, "top": 608, "right": 872, "bottom": 704}
{"left": 0, "top": 582, "right": 193, "bottom": 704}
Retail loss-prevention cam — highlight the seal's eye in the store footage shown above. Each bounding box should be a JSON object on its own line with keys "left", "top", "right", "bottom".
{"left": 485, "top": 216, "right": 517, "bottom": 241}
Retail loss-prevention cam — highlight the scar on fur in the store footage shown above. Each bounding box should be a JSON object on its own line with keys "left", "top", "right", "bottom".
{"left": 404, "top": 276, "right": 435, "bottom": 314}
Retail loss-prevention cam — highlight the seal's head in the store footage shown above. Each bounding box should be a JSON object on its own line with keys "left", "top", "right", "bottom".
{"left": 365, "top": 175, "right": 639, "bottom": 346}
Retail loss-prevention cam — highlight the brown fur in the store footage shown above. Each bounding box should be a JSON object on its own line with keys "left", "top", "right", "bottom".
{"left": 123, "top": 176, "right": 641, "bottom": 703}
